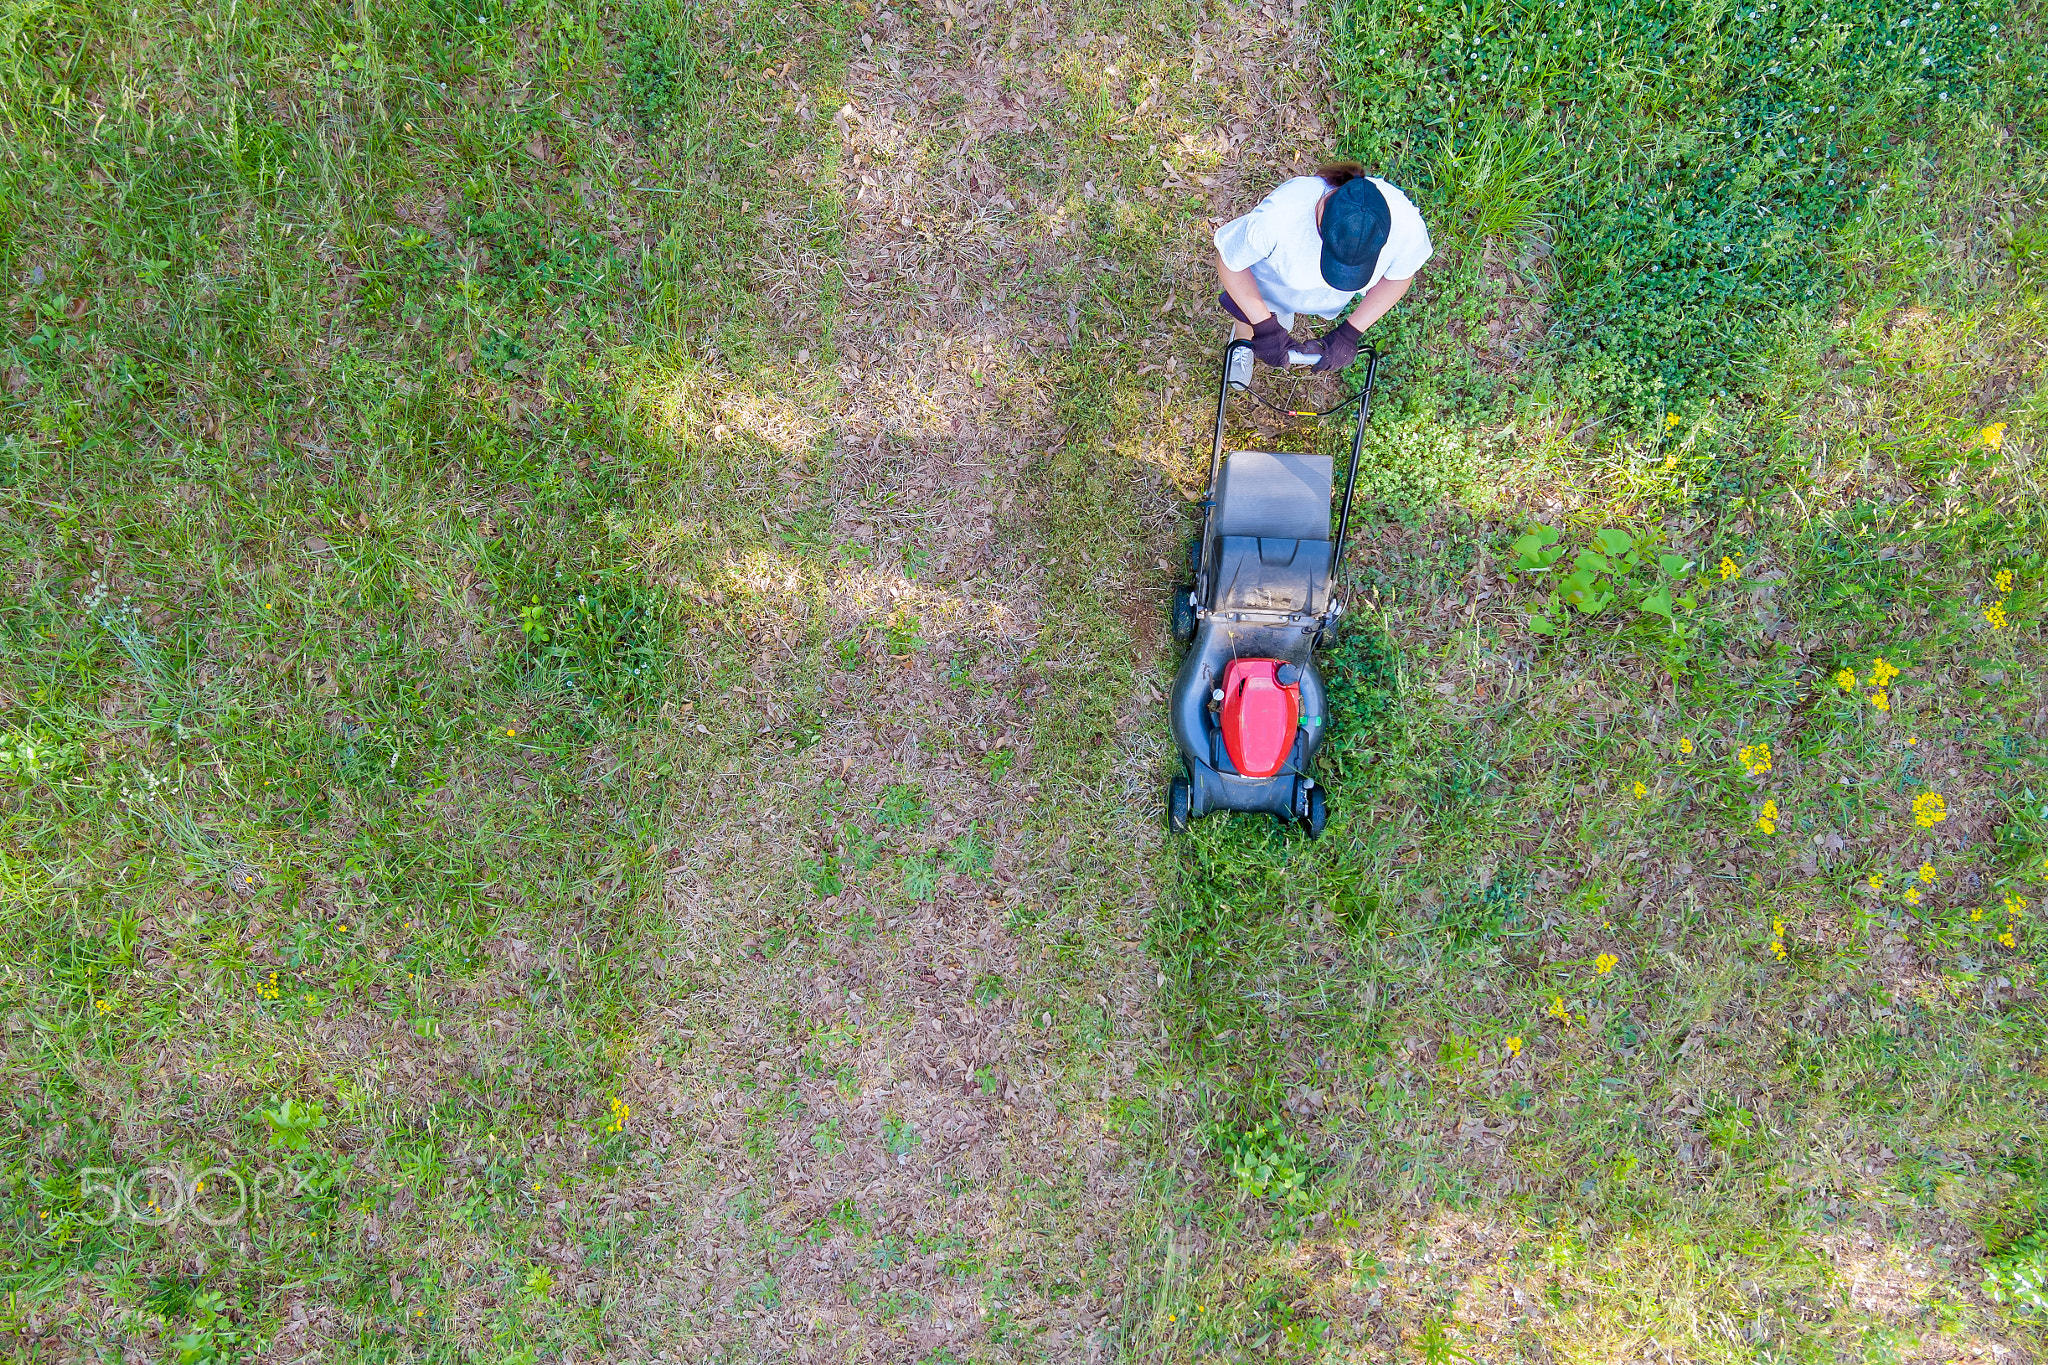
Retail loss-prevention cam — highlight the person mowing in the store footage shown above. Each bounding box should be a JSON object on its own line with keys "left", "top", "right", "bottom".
{"left": 1214, "top": 161, "right": 1432, "bottom": 372}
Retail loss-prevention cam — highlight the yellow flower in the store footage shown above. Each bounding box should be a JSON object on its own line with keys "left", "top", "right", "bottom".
{"left": 1595, "top": 952, "right": 1618, "bottom": 975}
{"left": 1665, "top": 412, "right": 1683, "bottom": 428}
{"left": 1833, "top": 668, "right": 1858, "bottom": 692}
{"left": 1506, "top": 1036, "right": 1523, "bottom": 1057}
{"left": 1633, "top": 781, "right": 1648, "bottom": 800}
{"left": 1902, "top": 887, "right": 1921, "bottom": 906}
{"left": 1985, "top": 601, "right": 2008, "bottom": 630}
{"left": 1912, "top": 792, "right": 1947, "bottom": 828}
{"left": 1869, "top": 657, "right": 1899, "bottom": 687}
{"left": 506, "top": 727, "right": 518, "bottom": 738}
{"left": 1679, "top": 736, "right": 1694, "bottom": 755}
{"left": 1920, "top": 863, "right": 1937, "bottom": 882}
{"left": 1868, "top": 873, "right": 1885, "bottom": 892}
{"left": 1662, "top": 454, "right": 1678, "bottom": 471}
{"left": 1906, "top": 736, "right": 1917, "bottom": 746}
{"left": 2000, "top": 930, "right": 2018, "bottom": 948}
{"left": 1868, "top": 689, "right": 1890, "bottom": 712}
{"left": 1773, "top": 918, "right": 1785, "bottom": 936}
{"left": 1548, "top": 996, "right": 1570, "bottom": 1022}
{"left": 1737, "top": 743, "right": 1772, "bottom": 776}
{"left": 1756, "top": 799, "right": 1778, "bottom": 834}
{"left": 1980, "top": 422, "right": 2006, "bottom": 449}
{"left": 1718, "top": 556, "right": 1741, "bottom": 581}
{"left": 1995, "top": 568, "right": 2015, "bottom": 594}
{"left": 2007, "top": 895, "right": 2029, "bottom": 918}
{"left": 1769, "top": 937, "right": 1787, "bottom": 960}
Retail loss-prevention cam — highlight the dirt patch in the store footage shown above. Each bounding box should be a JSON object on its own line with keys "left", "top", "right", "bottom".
{"left": 602, "top": 1, "right": 1349, "bottom": 1357}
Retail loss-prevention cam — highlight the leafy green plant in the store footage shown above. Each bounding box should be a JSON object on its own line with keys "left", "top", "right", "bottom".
{"left": 1415, "top": 1316, "right": 1478, "bottom": 1365}
{"left": 476, "top": 329, "right": 531, "bottom": 377}
{"left": 801, "top": 849, "right": 842, "bottom": 898}
{"left": 170, "top": 1291, "right": 242, "bottom": 1365}
{"left": 875, "top": 784, "right": 927, "bottom": 828}
{"left": 1348, "top": 414, "right": 1481, "bottom": 521}
{"left": 945, "top": 826, "right": 992, "bottom": 878}
{"left": 843, "top": 824, "right": 884, "bottom": 871}
{"left": 900, "top": 855, "right": 939, "bottom": 900}
{"left": 885, "top": 612, "right": 922, "bottom": 656}
{"left": 1983, "top": 1230, "right": 2048, "bottom": 1317}
{"left": 1703, "top": 1104, "right": 1758, "bottom": 1162}
{"left": 0, "top": 725, "right": 81, "bottom": 785}
{"left": 1227, "top": 1117, "right": 1313, "bottom": 1211}
{"left": 517, "top": 597, "right": 550, "bottom": 643}
{"left": 256, "top": 1097, "right": 328, "bottom": 1151}
{"left": 460, "top": 207, "right": 615, "bottom": 306}
{"left": 1505, "top": 525, "right": 1694, "bottom": 636}
{"left": 882, "top": 1113, "right": 922, "bottom": 1156}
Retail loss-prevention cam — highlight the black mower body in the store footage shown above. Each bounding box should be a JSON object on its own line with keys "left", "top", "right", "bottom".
{"left": 1165, "top": 339, "right": 1380, "bottom": 837}
{"left": 1170, "top": 616, "right": 1327, "bottom": 820}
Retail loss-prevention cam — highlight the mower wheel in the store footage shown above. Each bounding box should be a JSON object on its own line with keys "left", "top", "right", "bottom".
{"left": 1167, "top": 775, "right": 1192, "bottom": 834}
{"left": 1170, "top": 588, "right": 1197, "bottom": 644}
{"left": 1301, "top": 786, "right": 1328, "bottom": 839}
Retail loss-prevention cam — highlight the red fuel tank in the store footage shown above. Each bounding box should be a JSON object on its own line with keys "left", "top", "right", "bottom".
{"left": 1219, "top": 658, "right": 1300, "bottom": 779}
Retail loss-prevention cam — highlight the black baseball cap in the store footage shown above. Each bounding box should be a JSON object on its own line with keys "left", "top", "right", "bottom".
{"left": 1319, "top": 177, "right": 1391, "bottom": 292}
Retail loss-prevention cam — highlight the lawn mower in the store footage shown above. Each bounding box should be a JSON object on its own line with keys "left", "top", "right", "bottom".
{"left": 1165, "top": 335, "right": 1382, "bottom": 838}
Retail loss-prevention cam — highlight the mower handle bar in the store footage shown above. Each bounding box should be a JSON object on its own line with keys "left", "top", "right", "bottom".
{"left": 1203, "top": 339, "right": 1382, "bottom": 614}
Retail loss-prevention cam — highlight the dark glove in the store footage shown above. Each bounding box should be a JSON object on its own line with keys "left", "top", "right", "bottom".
{"left": 1312, "top": 320, "right": 1362, "bottom": 374}
{"left": 1248, "top": 314, "right": 1292, "bottom": 367}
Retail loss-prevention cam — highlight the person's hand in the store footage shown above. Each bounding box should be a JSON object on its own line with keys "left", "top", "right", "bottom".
{"left": 1312, "top": 319, "right": 1362, "bottom": 373}
{"left": 1248, "top": 315, "right": 1291, "bottom": 367}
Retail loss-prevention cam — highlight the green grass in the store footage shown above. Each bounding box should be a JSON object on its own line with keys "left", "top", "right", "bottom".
{"left": 1334, "top": 0, "right": 2044, "bottom": 421}
{"left": 1, "top": 0, "right": 2045, "bottom": 1358}
{"left": 0, "top": 0, "right": 859, "bottom": 1354}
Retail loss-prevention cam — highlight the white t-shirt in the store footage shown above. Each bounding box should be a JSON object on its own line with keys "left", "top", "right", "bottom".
{"left": 1214, "top": 175, "right": 1432, "bottom": 323}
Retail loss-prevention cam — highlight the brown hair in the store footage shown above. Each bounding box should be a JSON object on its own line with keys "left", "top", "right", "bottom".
{"left": 1317, "top": 160, "right": 1367, "bottom": 187}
